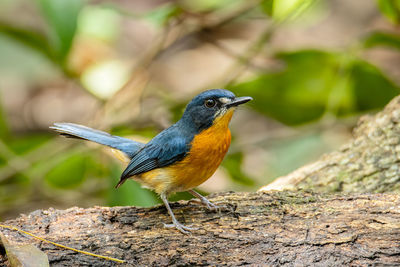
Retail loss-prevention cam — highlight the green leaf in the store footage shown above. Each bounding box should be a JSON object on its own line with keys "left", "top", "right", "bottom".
{"left": 231, "top": 49, "right": 399, "bottom": 125}
{"left": 222, "top": 152, "right": 254, "bottom": 186}
{"left": 37, "top": 0, "right": 85, "bottom": 63}
{"left": 260, "top": 0, "right": 274, "bottom": 16}
{"left": 0, "top": 23, "right": 53, "bottom": 62}
{"left": 77, "top": 6, "right": 121, "bottom": 42}
{"left": 45, "top": 152, "right": 88, "bottom": 188}
{"left": 350, "top": 60, "right": 399, "bottom": 111}
{"left": 261, "top": 0, "right": 316, "bottom": 21}
{"left": 231, "top": 50, "right": 342, "bottom": 125}
{"left": 377, "top": 0, "right": 400, "bottom": 24}
{"left": 363, "top": 31, "right": 400, "bottom": 50}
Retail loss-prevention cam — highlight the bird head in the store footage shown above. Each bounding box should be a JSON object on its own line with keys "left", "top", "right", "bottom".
{"left": 180, "top": 89, "right": 252, "bottom": 133}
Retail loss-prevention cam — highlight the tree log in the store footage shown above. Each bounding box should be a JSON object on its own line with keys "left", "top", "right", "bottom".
{"left": 261, "top": 95, "right": 400, "bottom": 193}
{"left": 1, "top": 191, "right": 400, "bottom": 266}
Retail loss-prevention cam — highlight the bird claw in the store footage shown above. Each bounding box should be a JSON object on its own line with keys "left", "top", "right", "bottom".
{"left": 163, "top": 222, "right": 198, "bottom": 234}
{"left": 203, "top": 201, "right": 220, "bottom": 212}
{"left": 197, "top": 198, "right": 221, "bottom": 212}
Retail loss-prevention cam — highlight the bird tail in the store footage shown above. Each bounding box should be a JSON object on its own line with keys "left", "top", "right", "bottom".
{"left": 50, "top": 122, "right": 144, "bottom": 158}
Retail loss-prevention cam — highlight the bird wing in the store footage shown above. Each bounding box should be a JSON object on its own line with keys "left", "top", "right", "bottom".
{"left": 116, "top": 131, "right": 190, "bottom": 188}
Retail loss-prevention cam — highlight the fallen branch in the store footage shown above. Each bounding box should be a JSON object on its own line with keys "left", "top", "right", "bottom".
{"left": 1, "top": 191, "right": 400, "bottom": 266}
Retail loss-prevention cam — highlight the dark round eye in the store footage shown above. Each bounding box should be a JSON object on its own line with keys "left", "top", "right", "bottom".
{"left": 204, "top": 99, "right": 216, "bottom": 108}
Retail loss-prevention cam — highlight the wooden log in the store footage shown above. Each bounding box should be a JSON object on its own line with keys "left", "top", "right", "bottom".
{"left": 1, "top": 191, "right": 400, "bottom": 266}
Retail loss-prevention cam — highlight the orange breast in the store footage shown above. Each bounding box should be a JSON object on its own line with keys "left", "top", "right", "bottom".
{"left": 137, "top": 109, "right": 235, "bottom": 195}
{"left": 166, "top": 109, "right": 234, "bottom": 193}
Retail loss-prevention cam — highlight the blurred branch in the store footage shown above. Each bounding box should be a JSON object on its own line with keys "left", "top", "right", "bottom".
{"left": 153, "top": 0, "right": 262, "bottom": 62}
{"left": 0, "top": 139, "right": 72, "bottom": 183}
{"left": 200, "top": 0, "right": 262, "bottom": 29}
{"left": 95, "top": 0, "right": 264, "bottom": 128}
{"left": 94, "top": 21, "right": 175, "bottom": 128}
{"left": 203, "top": 0, "right": 322, "bottom": 88}
{"left": 202, "top": 35, "right": 275, "bottom": 72}
{"left": 0, "top": 22, "right": 54, "bottom": 62}
{"left": 363, "top": 31, "right": 400, "bottom": 51}
{"left": 0, "top": 139, "right": 33, "bottom": 182}
{"left": 219, "top": 25, "right": 275, "bottom": 87}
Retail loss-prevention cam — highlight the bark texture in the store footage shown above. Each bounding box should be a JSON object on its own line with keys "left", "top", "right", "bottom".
{"left": 1, "top": 191, "right": 400, "bottom": 266}
{"left": 261, "top": 95, "right": 400, "bottom": 193}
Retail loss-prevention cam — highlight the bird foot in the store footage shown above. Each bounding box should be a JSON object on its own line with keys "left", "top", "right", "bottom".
{"left": 163, "top": 222, "right": 198, "bottom": 234}
{"left": 202, "top": 199, "right": 221, "bottom": 212}
{"left": 193, "top": 199, "right": 237, "bottom": 214}
{"left": 190, "top": 198, "right": 221, "bottom": 212}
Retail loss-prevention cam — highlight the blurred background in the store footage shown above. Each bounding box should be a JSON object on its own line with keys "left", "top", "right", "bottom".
{"left": 0, "top": 0, "right": 399, "bottom": 220}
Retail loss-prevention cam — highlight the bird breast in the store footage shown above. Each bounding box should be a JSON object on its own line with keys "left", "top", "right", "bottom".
{"left": 167, "top": 109, "right": 234, "bottom": 192}
{"left": 138, "top": 109, "right": 234, "bottom": 195}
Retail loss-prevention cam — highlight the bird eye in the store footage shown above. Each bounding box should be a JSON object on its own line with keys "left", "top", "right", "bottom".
{"left": 204, "top": 99, "right": 216, "bottom": 108}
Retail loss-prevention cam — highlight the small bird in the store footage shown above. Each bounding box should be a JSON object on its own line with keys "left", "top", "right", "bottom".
{"left": 50, "top": 89, "right": 252, "bottom": 233}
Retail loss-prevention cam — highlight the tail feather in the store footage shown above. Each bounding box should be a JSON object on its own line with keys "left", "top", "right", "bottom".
{"left": 50, "top": 122, "right": 144, "bottom": 158}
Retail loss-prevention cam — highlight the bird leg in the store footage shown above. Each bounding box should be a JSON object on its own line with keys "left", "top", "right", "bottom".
{"left": 160, "top": 193, "right": 197, "bottom": 234}
{"left": 188, "top": 190, "right": 220, "bottom": 211}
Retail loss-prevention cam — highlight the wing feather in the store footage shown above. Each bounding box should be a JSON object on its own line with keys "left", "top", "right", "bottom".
{"left": 116, "top": 129, "right": 190, "bottom": 188}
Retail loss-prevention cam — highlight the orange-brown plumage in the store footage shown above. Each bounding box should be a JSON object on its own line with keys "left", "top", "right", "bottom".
{"left": 169, "top": 109, "right": 233, "bottom": 192}
{"left": 138, "top": 109, "right": 234, "bottom": 194}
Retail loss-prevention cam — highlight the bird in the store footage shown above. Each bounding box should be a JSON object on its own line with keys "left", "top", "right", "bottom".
{"left": 50, "top": 89, "right": 252, "bottom": 233}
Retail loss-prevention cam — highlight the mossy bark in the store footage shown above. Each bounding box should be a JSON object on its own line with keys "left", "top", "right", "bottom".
{"left": 261, "top": 95, "right": 400, "bottom": 193}
{"left": 1, "top": 191, "right": 400, "bottom": 266}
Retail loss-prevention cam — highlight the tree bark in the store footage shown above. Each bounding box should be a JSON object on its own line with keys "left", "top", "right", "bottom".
{"left": 261, "top": 95, "right": 400, "bottom": 193}
{"left": 1, "top": 191, "right": 400, "bottom": 266}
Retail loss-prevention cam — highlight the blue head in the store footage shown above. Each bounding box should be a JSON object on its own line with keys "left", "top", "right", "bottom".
{"left": 178, "top": 89, "right": 252, "bottom": 133}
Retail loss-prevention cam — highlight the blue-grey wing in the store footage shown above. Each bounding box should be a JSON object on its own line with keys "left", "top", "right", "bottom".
{"left": 116, "top": 130, "right": 190, "bottom": 187}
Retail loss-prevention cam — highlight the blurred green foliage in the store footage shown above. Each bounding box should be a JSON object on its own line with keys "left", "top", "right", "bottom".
{"left": 364, "top": 31, "right": 400, "bottom": 50}
{"left": 377, "top": 0, "right": 400, "bottom": 24}
{"left": 0, "top": 0, "right": 400, "bottom": 220}
{"left": 232, "top": 50, "right": 399, "bottom": 125}
{"left": 261, "top": 0, "right": 316, "bottom": 21}
{"left": 223, "top": 152, "right": 254, "bottom": 186}
{"left": 38, "top": 0, "right": 84, "bottom": 64}
{"left": 144, "top": 3, "right": 182, "bottom": 26}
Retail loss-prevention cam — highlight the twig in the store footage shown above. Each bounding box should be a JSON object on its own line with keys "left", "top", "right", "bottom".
{"left": 0, "top": 224, "right": 125, "bottom": 264}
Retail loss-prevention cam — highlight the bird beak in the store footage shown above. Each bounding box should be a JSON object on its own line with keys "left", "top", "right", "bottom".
{"left": 224, "top": 96, "right": 253, "bottom": 109}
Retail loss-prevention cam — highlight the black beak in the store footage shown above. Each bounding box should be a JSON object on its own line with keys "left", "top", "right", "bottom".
{"left": 224, "top": 96, "right": 253, "bottom": 109}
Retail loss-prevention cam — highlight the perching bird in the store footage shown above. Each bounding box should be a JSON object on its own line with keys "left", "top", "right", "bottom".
{"left": 50, "top": 89, "right": 252, "bottom": 233}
